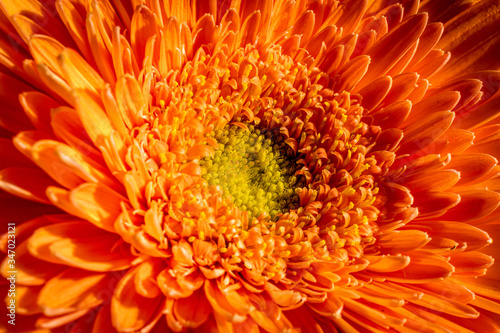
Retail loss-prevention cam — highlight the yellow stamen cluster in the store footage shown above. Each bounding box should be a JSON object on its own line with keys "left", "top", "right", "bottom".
{"left": 200, "top": 124, "right": 301, "bottom": 220}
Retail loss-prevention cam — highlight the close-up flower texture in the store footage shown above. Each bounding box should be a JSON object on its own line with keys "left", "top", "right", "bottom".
{"left": 0, "top": 0, "right": 500, "bottom": 332}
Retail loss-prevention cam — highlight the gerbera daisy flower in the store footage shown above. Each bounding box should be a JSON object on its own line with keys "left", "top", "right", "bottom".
{"left": 1, "top": 0, "right": 500, "bottom": 331}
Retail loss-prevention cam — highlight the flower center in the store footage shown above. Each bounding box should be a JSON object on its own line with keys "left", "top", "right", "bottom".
{"left": 200, "top": 124, "right": 302, "bottom": 220}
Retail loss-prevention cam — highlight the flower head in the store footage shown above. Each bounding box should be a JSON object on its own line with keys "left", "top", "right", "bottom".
{"left": 1, "top": 0, "right": 500, "bottom": 332}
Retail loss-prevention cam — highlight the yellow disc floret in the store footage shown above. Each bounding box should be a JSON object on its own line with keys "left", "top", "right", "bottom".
{"left": 200, "top": 124, "right": 302, "bottom": 220}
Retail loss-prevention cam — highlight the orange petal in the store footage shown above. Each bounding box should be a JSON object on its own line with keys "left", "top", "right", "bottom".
{"left": 237, "top": 10, "right": 260, "bottom": 48}
{"left": 334, "top": 55, "right": 370, "bottom": 92}
{"left": 86, "top": 12, "right": 115, "bottom": 83}
{"left": 399, "top": 111, "right": 455, "bottom": 155}
{"left": 435, "top": 0, "right": 500, "bottom": 84}
{"left": 36, "top": 309, "right": 90, "bottom": 330}
{"left": 0, "top": 167, "right": 56, "bottom": 203}
{"left": 27, "top": 220, "right": 120, "bottom": 269}
{"left": 130, "top": 5, "right": 158, "bottom": 65}
{"left": 411, "top": 48, "right": 451, "bottom": 78}
{"left": 372, "top": 253, "right": 454, "bottom": 283}
{"left": 38, "top": 268, "right": 109, "bottom": 316}
{"left": 330, "top": 0, "right": 368, "bottom": 36}
{"left": 265, "top": 282, "right": 306, "bottom": 309}
{"left": 134, "top": 259, "right": 164, "bottom": 298}
{"left": 55, "top": 0, "right": 95, "bottom": 63}
{"left": 407, "top": 77, "right": 429, "bottom": 103}
{"left": 50, "top": 106, "right": 104, "bottom": 164}
{"left": 31, "top": 140, "right": 86, "bottom": 189}
{"left": 402, "top": 169, "right": 460, "bottom": 192}
{"left": 19, "top": 91, "right": 60, "bottom": 133}
{"left": 101, "top": 84, "right": 130, "bottom": 139}
{"left": 432, "top": 79, "right": 483, "bottom": 113}
{"left": 375, "top": 230, "right": 430, "bottom": 254}
{"left": 69, "top": 182, "right": 127, "bottom": 232}
{"left": 440, "top": 190, "right": 500, "bottom": 222}
{"left": 358, "top": 76, "right": 392, "bottom": 111}
{"left": 408, "top": 22, "right": 443, "bottom": 68}
{"left": 358, "top": 13, "right": 427, "bottom": 89}
{"left": 410, "top": 286, "right": 479, "bottom": 319}
{"left": 365, "top": 255, "right": 410, "bottom": 273}
{"left": 157, "top": 268, "right": 204, "bottom": 299}
{"left": 1, "top": 239, "right": 63, "bottom": 286}
{"left": 45, "top": 186, "right": 86, "bottom": 219}
{"left": 115, "top": 74, "right": 146, "bottom": 129}
{"left": 446, "top": 153, "right": 498, "bottom": 186}
{"left": 419, "top": 279, "right": 474, "bottom": 303}
{"left": 382, "top": 72, "right": 419, "bottom": 106}
{"left": 438, "top": 129, "right": 474, "bottom": 155}
{"left": 58, "top": 47, "right": 105, "bottom": 92}
{"left": 204, "top": 280, "right": 247, "bottom": 323}
{"left": 73, "top": 88, "right": 113, "bottom": 146}
{"left": 92, "top": 303, "right": 117, "bottom": 333}
{"left": 470, "top": 295, "right": 500, "bottom": 314}
{"left": 449, "top": 251, "right": 494, "bottom": 274}
{"left": 291, "top": 10, "right": 315, "bottom": 49}
{"left": 400, "top": 303, "right": 475, "bottom": 333}
{"left": 11, "top": 14, "right": 54, "bottom": 45}
{"left": 29, "top": 34, "right": 65, "bottom": 77}
{"left": 0, "top": 0, "right": 70, "bottom": 45}
{"left": 412, "top": 191, "right": 460, "bottom": 217}
{"left": 457, "top": 93, "right": 500, "bottom": 130}
{"left": 172, "top": 288, "right": 211, "bottom": 329}
{"left": 444, "top": 311, "right": 500, "bottom": 333}
{"left": 111, "top": 265, "right": 164, "bottom": 332}
{"left": 404, "top": 91, "right": 460, "bottom": 124}
{"left": 35, "top": 62, "right": 76, "bottom": 106}
{"left": 248, "top": 293, "right": 293, "bottom": 332}
{"left": 413, "top": 221, "right": 493, "bottom": 252}
{"left": 371, "top": 100, "right": 411, "bottom": 129}
{"left": 15, "top": 285, "right": 43, "bottom": 315}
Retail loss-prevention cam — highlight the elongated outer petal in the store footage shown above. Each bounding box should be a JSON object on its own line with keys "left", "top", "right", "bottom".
{"left": 371, "top": 253, "right": 454, "bottom": 283}
{"left": 73, "top": 88, "right": 113, "bottom": 146}
{"left": 29, "top": 220, "right": 137, "bottom": 271}
{"left": 365, "top": 255, "right": 410, "bottom": 272}
{"left": 358, "top": 13, "right": 427, "bottom": 89}
{"left": 399, "top": 111, "right": 455, "bottom": 154}
{"left": 29, "top": 34, "right": 65, "bottom": 77}
{"left": 435, "top": 0, "right": 500, "bottom": 84}
{"left": 58, "top": 47, "right": 105, "bottom": 93}
{"left": 376, "top": 230, "right": 431, "bottom": 255}
{"left": 31, "top": 140, "right": 86, "bottom": 189}
{"left": 69, "top": 182, "right": 127, "bottom": 232}
{"left": 0, "top": 167, "right": 56, "bottom": 203}
{"left": 1, "top": 239, "right": 63, "bottom": 286}
{"left": 50, "top": 106, "right": 104, "bottom": 164}
{"left": 38, "top": 268, "right": 109, "bottom": 316}
{"left": 440, "top": 190, "right": 500, "bottom": 222}
{"left": 402, "top": 169, "right": 460, "bottom": 192}
{"left": 130, "top": 5, "right": 157, "bottom": 65}
{"left": 414, "top": 221, "right": 493, "bottom": 252}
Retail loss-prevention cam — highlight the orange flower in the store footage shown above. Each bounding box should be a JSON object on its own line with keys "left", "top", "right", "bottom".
{"left": 1, "top": 0, "right": 500, "bottom": 332}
